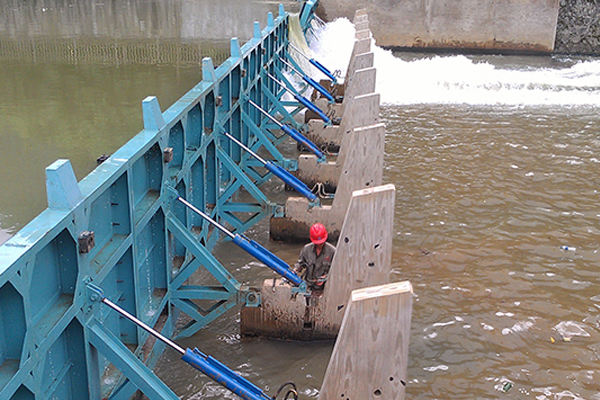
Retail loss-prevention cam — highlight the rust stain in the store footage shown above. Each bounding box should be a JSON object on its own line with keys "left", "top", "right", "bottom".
{"left": 240, "top": 290, "right": 340, "bottom": 341}
{"left": 270, "top": 216, "right": 340, "bottom": 244}
{"left": 404, "top": 38, "right": 552, "bottom": 54}
{"left": 269, "top": 216, "right": 311, "bottom": 243}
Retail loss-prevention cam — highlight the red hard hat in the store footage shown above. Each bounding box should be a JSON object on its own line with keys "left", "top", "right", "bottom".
{"left": 309, "top": 223, "right": 328, "bottom": 245}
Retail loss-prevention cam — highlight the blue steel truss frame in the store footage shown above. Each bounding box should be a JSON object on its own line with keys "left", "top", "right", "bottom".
{"left": 0, "top": 1, "right": 320, "bottom": 399}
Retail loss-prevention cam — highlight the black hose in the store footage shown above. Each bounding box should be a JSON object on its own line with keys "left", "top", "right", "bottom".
{"left": 272, "top": 381, "right": 298, "bottom": 400}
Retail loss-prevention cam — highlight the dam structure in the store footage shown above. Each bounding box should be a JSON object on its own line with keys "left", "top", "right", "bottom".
{"left": 317, "top": 0, "right": 562, "bottom": 54}
{"left": 0, "top": 1, "right": 412, "bottom": 400}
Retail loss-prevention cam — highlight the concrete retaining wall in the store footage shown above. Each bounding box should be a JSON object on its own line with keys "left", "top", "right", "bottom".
{"left": 317, "top": 0, "right": 561, "bottom": 53}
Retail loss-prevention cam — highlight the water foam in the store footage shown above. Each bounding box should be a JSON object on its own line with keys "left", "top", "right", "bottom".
{"left": 311, "top": 18, "right": 600, "bottom": 106}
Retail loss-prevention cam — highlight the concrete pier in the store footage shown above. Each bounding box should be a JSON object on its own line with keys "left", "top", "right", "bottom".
{"left": 304, "top": 16, "right": 377, "bottom": 152}
{"left": 319, "top": 281, "right": 413, "bottom": 400}
{"left": 242, "top": 184, "right": 396, "bottom": 340}
{"left": 271, "top": 10, "right": 384, "bottom": 243}
{"left": 296, "top": 91, "right": 381, "bottom": 193}
{"left": 271, "top": 121, "right": 385, "bottom": 243}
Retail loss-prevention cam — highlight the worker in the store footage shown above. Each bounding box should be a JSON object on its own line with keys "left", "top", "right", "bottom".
{"left": 294, "top": 223, "right": 336, "bottom": 291}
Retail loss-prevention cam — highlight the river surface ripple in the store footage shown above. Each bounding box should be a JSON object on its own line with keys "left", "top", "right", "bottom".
{"left": 384, "top": 104, "right": 600, "bottom": 399}
{"left": 153, "top": 104, "right": 600, "bottom": 400}
{"left": 3, "top": 2, "right": 600, "bottom": 396}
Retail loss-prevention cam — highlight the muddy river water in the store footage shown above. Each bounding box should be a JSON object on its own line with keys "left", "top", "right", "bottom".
{"left": 2, "top": 1, "right": 600, "bottom": 399}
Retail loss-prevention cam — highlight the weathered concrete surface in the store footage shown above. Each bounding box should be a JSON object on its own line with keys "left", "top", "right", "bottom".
{"left": 304, "top": 33, "right": 375, "bottom": 145}
{"left": 271, "top": 10, "right": 384, "bottom": 243}
{"left": 271, "top": 122, "right": 385, "bottom": 243}
{"left": 304, "top": 12, "right": 375, "bottom": 150}
{"left": 242, "top": 184, "right": 396, "bottom": 340}
{"left": 554, "top": 0, "right": 600, "bottom": 55}
{"left": 317, "top": 0, "right": 560, "bottom": 53}
{"left": 298, "top": 93, "right": 381, "bottom": 192}
{"left": 319, "top": 281, "right": 413, "bottom": 400}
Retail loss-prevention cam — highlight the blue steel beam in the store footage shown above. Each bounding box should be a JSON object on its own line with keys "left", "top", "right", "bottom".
{"left": 218, "top": 149, "right": 272, "bottom": 207}
{"left": 171, "top": 298, "right": 239, "bottom": 339}
{"left": 0, "top": 1, "right": 324, "bottom": 399}
{"left": 171, "top": 286, "right": 233, "bottom": 301}
{"left": 166, "top": 212, "right": 241, "bottom": 338}
{"left": 224, "top": 131, "right": 318, "bottom": 202}
{"left": 88, "top": 322, "right": 179, "bottom": 400}
{"left": 239, "top": 110, "right": 289, "bottom": 163}
{"left": 222, "top": 202, "right": 265, "bottom": 214}
{"left": 170, "top": 257, "right": 203, "bottom": 289}
{"left": 91, "top": 288, "right": 274, "bottom": 400}
{"left": 260, "top": 83, "right": 304, "bottom": 130}
{"left": 173, "top": 194, "right": 304, "bottom": 287}
{"left": 166, "top": 214, "right": 240, "bottom": 293}
{"left": 266, "top": 71, "right": 330, "bottom": 123}
{"left": 107, "top": 381, "right": 139, "bottom": 400}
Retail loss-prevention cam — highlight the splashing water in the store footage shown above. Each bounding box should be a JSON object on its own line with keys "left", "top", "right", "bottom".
{"left": 310, "top": 18, "right": 600, "bottom": 106}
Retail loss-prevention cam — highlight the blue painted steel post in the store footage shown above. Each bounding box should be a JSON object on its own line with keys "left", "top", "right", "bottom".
{"left": 87, "top": 284, "right": 273, "bottom": 400}
{"left": 45, "top": 159, "right": 83, "bottom": 210}
{"left": 246, "top": 99, "right": 325, "bottom": 160}
{"left": 223, "top": 132, "right": 318, "bottom": 203}
{"left": 169, "top": 191, "right": 305, "bottom": 287}
{"left": 299, "top": 0, "right": 318, "bottom": 31}
{"left": 266, "top": 72, "right": 331, "bottom": 124}
{"left": 278, "top": 57, "right": 334, "bottom": 102}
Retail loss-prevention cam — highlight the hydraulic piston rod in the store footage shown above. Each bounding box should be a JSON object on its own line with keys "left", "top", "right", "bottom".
{"left": 266, "top": 72, "right": 331, "bottom": 124}
{"left": 278, "top": 57, "right": 334, "bottom": 102}
{"left": 223, "top": 132, "right": 318, "bottom": 203}
{"left": 247, "top": 99, "right": 324, "bottom": 160}
{"left": 289, "top": 43, "right": 338, "bottom": 84}
{"left": 171, "top": 192, "right": 305, "bottom": 287}
{"left": 86, "top": 284, "right": 274, "bottom": 400}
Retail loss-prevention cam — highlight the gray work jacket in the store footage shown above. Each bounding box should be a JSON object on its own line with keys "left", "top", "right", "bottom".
{"left": 294, "top": 242, "right": 336, "bottom": 290}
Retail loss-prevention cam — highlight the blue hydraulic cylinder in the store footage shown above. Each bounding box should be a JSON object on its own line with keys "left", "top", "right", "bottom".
{"left": 295, "top": 93, "right": 331, "bottom": 123}
{"left": 173, "top": 193, "right": 305, "bottom": 286}
{"left": 310, "top": 58, "right": 338, "bottom": 83}
{"left": 264, "top": 161, "right": 317, "bottom": 202}
{"left": 182, "top": 348, "right": 271, "bottom": 400}
{"left": 280, "top": 124, "right": 324, "bottom": 159}
{"left": 223, "top": 131, "right": 318, "bottom": 202}
{"left": 232, "top": 234, "right": 304, "bottom": 286}
{"left": 304, "top": 75, "right": 335, "bottom": 102}
{"left": 88, "top": 285, "right": 277, "bottom": 400}
{"left": 246, "top": 99, "right": 325, "bottom": 160}
{"left": 266, "top": 72, "right": 330, "bottom": 124}
{"left": 279, "top": 57, "right": 334, "bottom": 101}
{"left": 289, "top": 43, "right": 338, "bottom": 83}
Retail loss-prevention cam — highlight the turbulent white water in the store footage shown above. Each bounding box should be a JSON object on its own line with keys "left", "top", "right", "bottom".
{"left": 309, "top": 18, "right": 600, "bottom": 106}
{"left": 306, "top": 17, "right": 600, "bottom": 400}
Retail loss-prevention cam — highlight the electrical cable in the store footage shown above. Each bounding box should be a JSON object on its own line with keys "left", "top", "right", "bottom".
{"left": 272, "top": 382, "right": 298, "bottom": 400}
{"left": 310, "top": 182, "right": 335, "bottom": 199}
